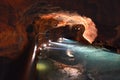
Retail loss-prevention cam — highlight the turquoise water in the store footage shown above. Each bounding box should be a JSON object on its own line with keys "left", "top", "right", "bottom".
{"left": 37, "top": 38, "right": 120, "bottom": 80}
{"left": 50, "top": 39, "right": 120, "bottom": 73}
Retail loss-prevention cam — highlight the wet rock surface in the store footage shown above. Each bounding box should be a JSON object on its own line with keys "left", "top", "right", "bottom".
{"left": 0, "top": 0, "right": 120, "bottom": 80}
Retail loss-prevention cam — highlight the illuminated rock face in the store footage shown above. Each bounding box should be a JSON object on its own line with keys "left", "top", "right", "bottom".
{"left": 33, "top": 12, "right": 97, "bottom": 45}
{"left": 0, "top": 1, "right": 97, "bottom": 59}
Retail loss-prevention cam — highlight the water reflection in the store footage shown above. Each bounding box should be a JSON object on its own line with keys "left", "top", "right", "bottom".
{"left": 36, "top": 38, "right": 120, "bottom": 80}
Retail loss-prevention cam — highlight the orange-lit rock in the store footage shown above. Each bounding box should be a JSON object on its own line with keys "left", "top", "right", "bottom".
{"left": 36, "top": 12, "right": 97, "bottom": 44}
{"left": 0, "top": 22, "right": 28, "bottom": 59}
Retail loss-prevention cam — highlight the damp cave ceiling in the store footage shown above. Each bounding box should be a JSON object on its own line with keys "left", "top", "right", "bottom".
{"left": 1, "top": 0, "right": 120, "bottom": 25}
{"left": 0, "top": 0, "right": 120, "bottom": 38}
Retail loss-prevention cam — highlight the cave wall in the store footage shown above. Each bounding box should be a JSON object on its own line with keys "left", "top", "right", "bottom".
{"left": 0, "top": 0, "right": 120, "bottom": 58}
{"left": 1, "top": 0, "right": 119, "bottom": 26}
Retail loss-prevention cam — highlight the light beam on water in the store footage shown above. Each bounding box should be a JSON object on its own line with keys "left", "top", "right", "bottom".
{"left": 49, "top": 39, "right": 120, "bottom": 73}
